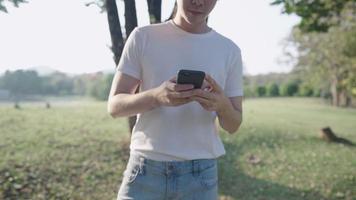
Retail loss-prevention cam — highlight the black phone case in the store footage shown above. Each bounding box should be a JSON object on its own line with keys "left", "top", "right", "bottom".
{"left": 177, "top": 69, "right": 205, "bottom": 89}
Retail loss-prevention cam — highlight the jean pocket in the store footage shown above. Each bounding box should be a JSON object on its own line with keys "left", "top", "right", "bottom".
{"left": 198, "top": 163, "right": 218, "bottom": 190}
{"left": 123, "top": 162, "right": 142, "bottom": 184}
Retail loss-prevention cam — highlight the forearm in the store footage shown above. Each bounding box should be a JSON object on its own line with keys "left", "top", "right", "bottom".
{"left": 107, "top": 89, "right": 158, "bottom": 118}
{"left": 217, "top": 102, "right": 242, "bottom": 134}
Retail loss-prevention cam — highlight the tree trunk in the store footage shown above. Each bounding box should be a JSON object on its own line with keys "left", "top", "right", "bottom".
{"left": 105, "top": 0, "right": 124, "bottom": 65}
{"left": 123, "top": 0, "right": 139, "bottom": 133}
{"left": 124, "top": 0, "right": 138, "bottom": 37}
{"left": 106, "top": 0, "right": 138, "bottom": 134}
{"left": 330, "top": 76, "right": 340, "bottom": 107}
{"left": 147, "top": 0, "right": 162, "bottom": 24}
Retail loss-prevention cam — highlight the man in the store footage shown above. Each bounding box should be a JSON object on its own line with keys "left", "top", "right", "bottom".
{"left": 108, "top": 0, "right": 243, "bottom": 199}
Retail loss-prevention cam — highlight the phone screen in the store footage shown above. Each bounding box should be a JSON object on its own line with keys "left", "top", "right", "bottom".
{"left": 177, "top": 69, "right": 205, "bottom": 89}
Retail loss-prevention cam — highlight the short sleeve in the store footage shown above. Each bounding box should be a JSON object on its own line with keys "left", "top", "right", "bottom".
{"left": 116, "top": 27, "right": 142, "bottom": 80}
{"left": 224, "top": 46, "right": 244, "bottom": 97}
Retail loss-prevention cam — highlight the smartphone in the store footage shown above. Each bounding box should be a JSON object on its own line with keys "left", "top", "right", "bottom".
{"left": 177, "top": 69, "right": 205, "bottom": 89}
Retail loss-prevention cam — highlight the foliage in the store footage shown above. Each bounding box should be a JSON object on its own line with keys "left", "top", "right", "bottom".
{"left": 256, "top": 86, "right": 267, "bottom": 97}
{"left": 266, "top": 83, "right": 280, "bottom": 97}
{"left": 88, "top": 73, "right": 114, "bottom": 101}
{"left": 280, "top": 80, "right": 300, "bottom": 96}
{"left": 1, "top": 70, "right": 41, "bottom": 97}
{"left": 298, "top": 83, "right": 314, "bottom": 97}
{"left": 0, "top": 70, "right": 114, "bottom": 100}
{"left": 280, "top": 2, "right": 356, "bottom": 106}
{"left": 271, "top": 0, "right": 354, "bottom": 32}
{"left": 0, "top": 0, "right": 26, "bottom": 13}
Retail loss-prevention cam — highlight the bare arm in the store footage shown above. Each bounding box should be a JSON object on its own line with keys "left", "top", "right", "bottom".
{"left": 216, "top": 96, "right": 243, "bottom": 134}
{"left": 107, "top": 72, "right": 157, "bottom": 118}
{"left": 107, "top": 71, "right": 196, "bottom": 118}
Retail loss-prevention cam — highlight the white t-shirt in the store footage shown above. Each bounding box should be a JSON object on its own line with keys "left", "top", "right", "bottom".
{"left": 117, "top": 20, "right": 243, "bottom": 161}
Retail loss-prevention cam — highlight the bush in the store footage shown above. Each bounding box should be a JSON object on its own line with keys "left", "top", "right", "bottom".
{"left": 243, "top": 86, "right": 255, "bottom": 97}
{"left": 267, "top": 83, "right": 279, "bottom": 97}
{"left": 89, "top": 74, "right": 114, "bottom": 101}
{"left": 256, "top": 86, "right": 266, "bottom": 97}
{"left": 299, "top": 84, "right": 314, "bottom": 97}
{"left": 280, "top": 81, "right": 299, "bottom": 96}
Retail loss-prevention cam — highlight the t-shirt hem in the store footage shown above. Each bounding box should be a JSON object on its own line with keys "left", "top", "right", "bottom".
{"left": 116, "top": 67, "right": 141, "bottom": 80}
{"left": 225, "top": 90, "right": 244, "bottom": 97}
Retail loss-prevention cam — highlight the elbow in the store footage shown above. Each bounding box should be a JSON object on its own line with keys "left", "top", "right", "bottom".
{"left": 107, "top": 99, "right": 119, "bottom": 118}
{"left": 107, "top": 105, "right": 117, "bottom": 118}
{"left": 227, "top": 127, "right": 238, "bottom": 135}
{"left": 227, "top": 119, "right": 243, "bottom": 135}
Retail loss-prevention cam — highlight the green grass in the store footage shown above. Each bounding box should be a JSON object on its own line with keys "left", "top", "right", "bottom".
{"left": 0, "top": 97, "right": 355, "bottom": 200}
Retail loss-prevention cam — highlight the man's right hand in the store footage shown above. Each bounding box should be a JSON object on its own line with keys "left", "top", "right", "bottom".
{"left": 152, "top": 76, "right": 196, "bottom": 107}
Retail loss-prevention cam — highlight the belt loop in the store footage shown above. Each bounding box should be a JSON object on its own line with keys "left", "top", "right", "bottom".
{"left": 192, "top": 160, "right": 199, "bottom": 177}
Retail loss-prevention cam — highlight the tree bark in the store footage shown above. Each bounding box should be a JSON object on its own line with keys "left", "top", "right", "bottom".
{"left": 124, "top": 0, "right": 138, "bottom": 37}
{"left": 330, "top": 76, "right": 340, "bottom": 107}
{"left": 123, "top": 0, "right": 139, "bottom": 133}
{"left": 105, "top": 0, "right": 124, "bottom": 66}
{"left": 106, "top": 0, "right": 138, "bottom": 134}
{"left": 147, "top": 0, "right": 162, "bottom": 24}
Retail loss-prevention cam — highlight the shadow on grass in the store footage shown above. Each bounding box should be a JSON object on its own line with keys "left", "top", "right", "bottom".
{"left": 218, "top": 140, "right": 326, "bottom": 200}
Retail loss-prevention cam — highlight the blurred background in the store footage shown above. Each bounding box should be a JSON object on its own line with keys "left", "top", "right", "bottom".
{"left": 0, "top": 0, "right": 355, "bottom": 199}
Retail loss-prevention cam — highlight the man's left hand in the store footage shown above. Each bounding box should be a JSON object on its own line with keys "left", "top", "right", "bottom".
{"left": 190, "top": 74, "right": 231, "bottom": 113}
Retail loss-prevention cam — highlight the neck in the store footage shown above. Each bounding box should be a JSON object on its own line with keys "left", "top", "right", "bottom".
{"left": 172, "top": 16, "right": 211, "bottom": 34}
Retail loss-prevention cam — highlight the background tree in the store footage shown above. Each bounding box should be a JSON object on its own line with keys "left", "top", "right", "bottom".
{"left": 256, "top": 86, "right": 266, "bottom": 97}
{"left": 274, "top": 1, "right": 356, "bottom": 106}
{"left": 288, "top": 2, "right": 356, "bottom": 106}
{"left": 147, "top": 0, "right": 161, "bottom": 24}
{"left": 271, "top": 0, "right": 354, "bottom": 32}
{"left": 0, "top": 0, "right": 26, "bottom": 13}
{"left": 87, "top": 0, "right": 163, "bottom": 133}
{"left": 267, "top": 83, "right": 280, "bottom": 97}
{"left": 1, "top": 70, "right": 42, "bottom": 101}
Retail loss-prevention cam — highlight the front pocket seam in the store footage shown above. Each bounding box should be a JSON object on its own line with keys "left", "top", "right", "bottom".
{"left": 126, "top": 165, "right": 140, "bottom": 184}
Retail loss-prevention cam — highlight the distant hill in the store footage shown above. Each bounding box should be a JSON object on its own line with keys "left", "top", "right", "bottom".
{"left": 28, "top": 66, "right": 59, "bottom": 76}
{"left": 101, "top": 68, "right": 115, "bottom": 74}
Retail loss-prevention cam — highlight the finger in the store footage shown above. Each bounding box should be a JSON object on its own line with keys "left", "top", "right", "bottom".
{"left": 191, "top": 96, "right": 212, "bottom": 105}
{"left": 193, "top": 89, "right": 215, "bottom": 100}
{"left": 205, "top": 74, "right": 223, "bottom": 93}
{"left": 169, "top": 76, "right": 177, "bottom": 83}
{"left": 174, "top": 97, "right": 194, "bottom": 106}
{"left": 167, "top": 82, "right": 194, "bottom": 92}
{"left": 192, "top": 97, "right": 214, "bottom": 111}
{"left": 201, "top": 80, "right": 212, "bottom": 90}
{"left": 170, "top": 90, "right": 195, "bottom": 98}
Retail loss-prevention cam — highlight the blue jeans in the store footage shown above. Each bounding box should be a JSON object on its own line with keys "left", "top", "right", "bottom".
{"left": 117, "top": 153, "right": 218, "bottom": 200}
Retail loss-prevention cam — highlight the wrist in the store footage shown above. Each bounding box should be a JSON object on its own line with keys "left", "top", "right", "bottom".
{"left": 148, "top": 88, "right": 160, "bottom": 108}
{"left": 216, "top": 97, "right": 233, "bottom": 116}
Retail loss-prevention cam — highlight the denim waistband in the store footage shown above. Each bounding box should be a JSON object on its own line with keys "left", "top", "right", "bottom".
{"left": 128, "top": 152, "right": 217, "bottom": 175}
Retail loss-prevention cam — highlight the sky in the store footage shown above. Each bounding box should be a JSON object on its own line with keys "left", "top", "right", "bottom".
{"left": 0, "top": 0, "right": 300, "bottom": 76}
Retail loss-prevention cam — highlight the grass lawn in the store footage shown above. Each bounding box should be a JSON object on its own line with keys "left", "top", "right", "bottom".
{"left": 0, "top": 97, "right": 355, "bottom": 200}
